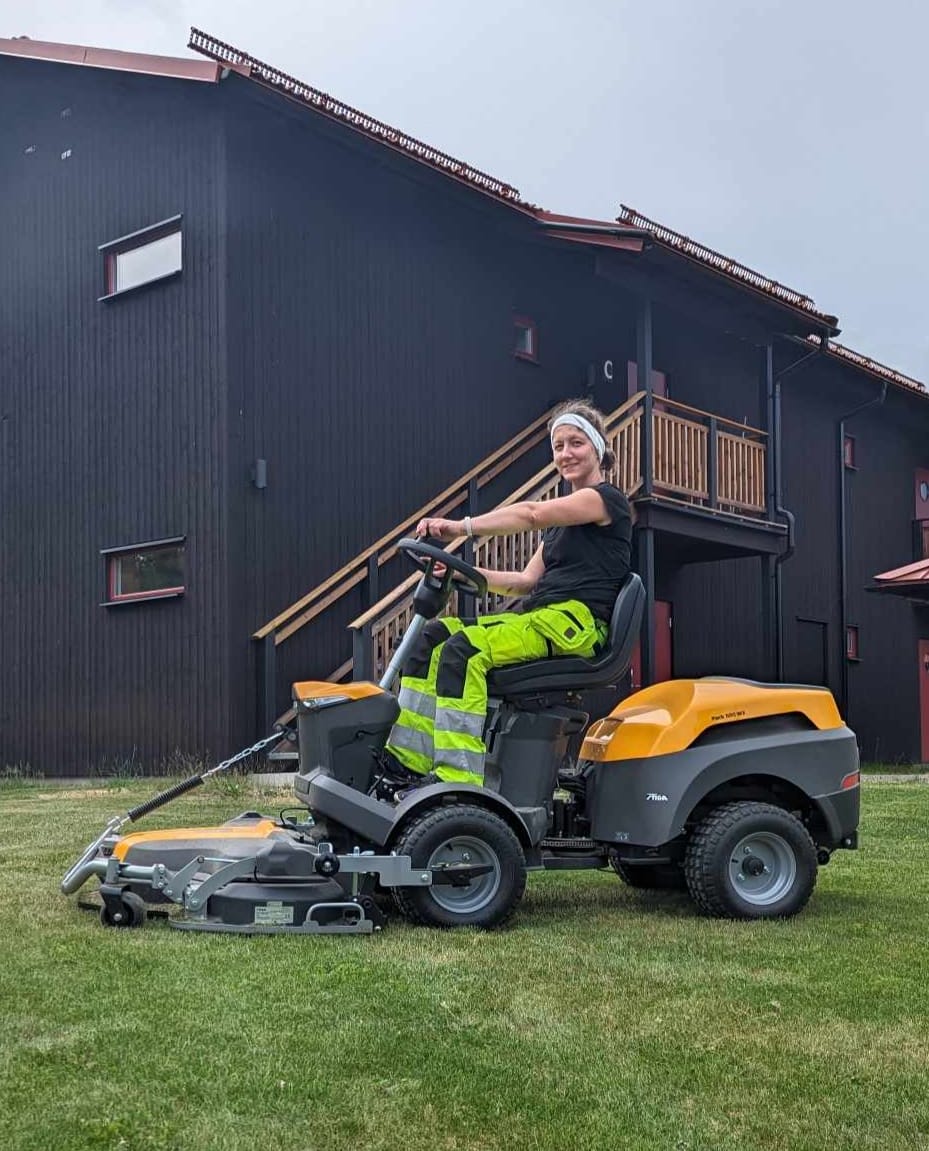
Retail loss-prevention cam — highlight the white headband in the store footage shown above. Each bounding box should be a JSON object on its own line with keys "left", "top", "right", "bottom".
{"left": 550, "top": 413, "right": 606, "bottom": 462}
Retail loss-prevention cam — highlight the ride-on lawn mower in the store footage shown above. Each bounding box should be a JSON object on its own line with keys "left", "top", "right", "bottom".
{"left": 62, "top": 539, "right": 860, "bottom": 934}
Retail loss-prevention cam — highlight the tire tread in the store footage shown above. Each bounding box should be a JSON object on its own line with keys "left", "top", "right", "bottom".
{"left": 684, "top": 800, "right": 817, "bottom": 920}
{"left": 392, "top": 803, "right": 526, "bottom": 929}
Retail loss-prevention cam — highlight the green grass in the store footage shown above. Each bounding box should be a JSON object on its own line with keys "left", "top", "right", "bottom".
{"left": 1, "top": 779, "right": 927, "bottom": 1151}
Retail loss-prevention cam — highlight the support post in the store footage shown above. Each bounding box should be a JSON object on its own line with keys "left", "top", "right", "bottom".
{"left": 707, "top": 417, "right": 718, "bottom": 509}
{"left": 459, "top": 478, "right": 479, "bottom": 618}
{"left": 638, "top": 526, "right": 656, "bottom": 686}
{"left": 764, "top": 343, "right": 776, "bottom": 519}
{"left": 352, "top": 625, "right": 374, "bottom": 684}
{"left": 636, "top": 297, "right": 654, "bottom": 497}
{"left": 257, "top": 635, "right": 277, "bottom": 736}
{"left": 760, "top": 554, "right": 777, "bottom": 681}
{"left": 366, "top": 553, "right": 379, "bottom": 609}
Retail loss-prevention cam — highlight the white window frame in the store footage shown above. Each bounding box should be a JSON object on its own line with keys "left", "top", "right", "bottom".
{"left": 99, "top": 215, "right": 183, "bottom": 300}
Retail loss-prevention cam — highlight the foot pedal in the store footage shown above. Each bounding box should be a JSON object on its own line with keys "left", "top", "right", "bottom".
{"left": 541, "top": 836, "right": 597, "bottom": 850}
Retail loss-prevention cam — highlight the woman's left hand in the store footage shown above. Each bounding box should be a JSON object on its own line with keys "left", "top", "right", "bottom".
{"left": 415, "top": 517, "right": 461, "bottom": 541}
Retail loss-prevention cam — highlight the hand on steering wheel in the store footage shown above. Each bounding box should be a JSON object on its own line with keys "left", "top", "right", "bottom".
{"left": 398, "top": 538, "right": 488, "bottom": 598}
{"left": 415, "top": 516, "right": 459, "bottom": 541}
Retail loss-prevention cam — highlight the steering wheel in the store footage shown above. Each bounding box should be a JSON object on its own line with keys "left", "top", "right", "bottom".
{"left": 398, "top": 537, "right": 488, "bottom": 598}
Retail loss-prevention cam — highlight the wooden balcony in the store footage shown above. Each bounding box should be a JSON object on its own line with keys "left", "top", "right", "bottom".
{"left": 252, "top": 391, "right": 788, "bottom": 733}
{"left": 349, "top": 393, "right": 787, "bottom": 682}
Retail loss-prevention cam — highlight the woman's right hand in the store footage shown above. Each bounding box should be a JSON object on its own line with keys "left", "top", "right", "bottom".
{"left": 415, "top": 517, "right": 461, "bottom": 541}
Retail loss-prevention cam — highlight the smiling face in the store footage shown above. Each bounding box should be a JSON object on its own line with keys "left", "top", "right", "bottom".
{"left": 551, "top": 425, "right": 603, "bottom": 489}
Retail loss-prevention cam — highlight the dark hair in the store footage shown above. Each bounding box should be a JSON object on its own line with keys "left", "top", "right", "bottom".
{"left": 548, "top": 397, "right": 616, "bottom": 472}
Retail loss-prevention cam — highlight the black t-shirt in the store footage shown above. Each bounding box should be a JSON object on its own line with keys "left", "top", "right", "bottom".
{"left": 519, "top": 483, "right": 633, "bottom": 622}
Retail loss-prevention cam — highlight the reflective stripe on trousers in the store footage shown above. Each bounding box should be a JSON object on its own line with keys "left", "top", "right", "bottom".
{"left": 386, "top": 600, "right": 605, "bottom": 785}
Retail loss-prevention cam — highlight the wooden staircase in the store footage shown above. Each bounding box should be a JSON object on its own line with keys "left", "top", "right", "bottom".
{"left": 254, "top": 391, "right": 769, "bottom": 752}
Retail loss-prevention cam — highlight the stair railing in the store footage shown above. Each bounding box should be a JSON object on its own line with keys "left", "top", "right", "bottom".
{"left": 252, "top": 407, "right": 555, "bottom": 732}
{"left": 349, "top": 392, "right": 646, "bottom": 681}
{"left": 348, "top": 392, "right": 769, "bottom": 682}
{"left": 258, "top": 388, "right": 769, "bottom": 728}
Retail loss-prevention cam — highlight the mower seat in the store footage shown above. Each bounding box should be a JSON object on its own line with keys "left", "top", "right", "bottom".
{"left": 486, "top": 571, "right": 645, "bottom": 697}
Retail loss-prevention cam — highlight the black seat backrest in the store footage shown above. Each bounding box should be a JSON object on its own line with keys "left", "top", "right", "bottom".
{"left": 485, "top": 572, "right": 645, "bottom": 697}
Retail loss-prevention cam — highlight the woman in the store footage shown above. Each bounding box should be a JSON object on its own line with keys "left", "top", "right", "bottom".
{"left": 385, "top": 398, "right": 632, "bottom": 788}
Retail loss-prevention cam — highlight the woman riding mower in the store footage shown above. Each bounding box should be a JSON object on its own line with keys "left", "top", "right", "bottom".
{"left": 385, "top": 399, "right": 633, "bottom": 789}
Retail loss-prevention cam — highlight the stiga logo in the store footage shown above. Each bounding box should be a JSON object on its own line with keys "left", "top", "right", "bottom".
{"left": 710, "top": 709, "right": 747, "bottom": 722}
{"left": 646, "top": 792, "right": 669, "bottom": 802}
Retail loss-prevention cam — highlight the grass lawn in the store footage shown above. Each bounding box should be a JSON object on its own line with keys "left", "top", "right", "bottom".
{"left": 1, "top": 777, "right": 927, "bottom": 1151}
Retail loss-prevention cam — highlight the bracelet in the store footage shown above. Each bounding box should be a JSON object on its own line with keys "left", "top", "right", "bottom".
{"left": 464, "top": 516, "right": 473, "bottom": 538}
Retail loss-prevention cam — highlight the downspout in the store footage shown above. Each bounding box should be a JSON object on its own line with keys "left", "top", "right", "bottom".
{"left": 769, "top": 342, "right": 822, "bottom": 680}
{"left": 838, "top": 381, "right": 888, "bottom": 718}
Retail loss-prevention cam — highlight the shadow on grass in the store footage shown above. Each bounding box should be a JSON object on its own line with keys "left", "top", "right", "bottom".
{"left": 526, "top": 875, "right": 694, "bottom": 919}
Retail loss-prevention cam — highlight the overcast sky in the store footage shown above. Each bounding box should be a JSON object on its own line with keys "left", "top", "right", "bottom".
{"left": 5, "top": 0, "right": 927, "bottom": 380}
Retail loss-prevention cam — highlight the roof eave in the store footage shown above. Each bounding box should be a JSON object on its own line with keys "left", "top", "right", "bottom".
{"left": 0, "top": 35, "right": 221, "bottom": 83}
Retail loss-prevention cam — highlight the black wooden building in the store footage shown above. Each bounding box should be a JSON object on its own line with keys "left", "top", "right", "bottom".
{"left": 1, "top": 30, "right": 927, "bottom": 775}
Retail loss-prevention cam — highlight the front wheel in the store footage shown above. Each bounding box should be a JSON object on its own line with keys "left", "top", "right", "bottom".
{"left": 684, "top": 801, "right": 818, "bottom": 920}
{"left": 391, "top": 804, "right": 526, "bottom": 929}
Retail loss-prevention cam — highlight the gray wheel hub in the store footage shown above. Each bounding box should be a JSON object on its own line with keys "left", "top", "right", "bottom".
{"left": 426, "top": 835, "right": 501, "bottom": 914}
{"left": 728, "top": 831, "right": 797, "bottom": 906}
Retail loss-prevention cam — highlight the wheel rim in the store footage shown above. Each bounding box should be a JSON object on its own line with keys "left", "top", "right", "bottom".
{"left": 426, "top": 835, "right": 502, "bottom": 914}
{"left": 728, "top": 831, "right": 797, "bottom": 906}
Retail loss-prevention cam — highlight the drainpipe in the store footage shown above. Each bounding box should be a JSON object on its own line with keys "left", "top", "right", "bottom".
{"left": 768, "top": 341, "right": 822, "bottom": 680}
{"left": 838, "top": 381, "right": 888, "bottom": 718}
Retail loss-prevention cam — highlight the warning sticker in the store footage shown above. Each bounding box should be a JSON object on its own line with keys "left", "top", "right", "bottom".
{"left": 254, "top": 901, "right": 295, "bottom": 926}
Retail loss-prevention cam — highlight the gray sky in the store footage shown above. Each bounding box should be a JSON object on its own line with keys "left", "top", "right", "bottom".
{"left": 6, "top": 0, "right": 928, "bottom": 379}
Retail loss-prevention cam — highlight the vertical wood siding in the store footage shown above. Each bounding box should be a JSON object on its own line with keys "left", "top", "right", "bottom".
{"left": 2, "top": 60, "right": 926, "bottom": 774}
{"left": 0, "top": 59, "right": 228, "bottom": 773}
{"left": 220, "top": 79, "right": 638, "bottom": 736}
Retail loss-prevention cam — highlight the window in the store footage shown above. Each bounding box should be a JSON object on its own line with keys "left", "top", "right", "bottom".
{"left": 922, "top": 522, "right": 929, "bottom": 560}
{"left": 843, "top": 434, "right": 856, "bottom": 468}
{"left": 513, "top": 316, "right": 537, "bottom": 362}
{"left": 100, "top": 215, "right": 182, "bottom": 299}
{"left": 102, "top": 538, "right": 185, "bottom": 604}
{"left": 846, "top": 625, "right": 860, "bottom": 661}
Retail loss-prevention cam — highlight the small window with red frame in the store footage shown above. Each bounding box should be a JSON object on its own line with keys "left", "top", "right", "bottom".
{"left": 846, "top": 625, "right": 860, "bottom": 660}
{"left": 103, "top": 539, "right": 185, "bottom": 605}
{"left": 513, "top": 317, "right": 538, "bottom": 362}
{"left": 843, "top": 434, "right": 856, "bottom": 468}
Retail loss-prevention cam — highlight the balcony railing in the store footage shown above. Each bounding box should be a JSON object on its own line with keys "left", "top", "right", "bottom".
{"left": 349, "top": 393, "right": 769, "bottom": 682}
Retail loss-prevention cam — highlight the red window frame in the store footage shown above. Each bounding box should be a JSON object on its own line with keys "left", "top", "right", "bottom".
{"left": 102, "top": 539, "right": 185, "bottom": 605}
{"left": 513, "top": 316, "right": 538, "bottom": 363}
{"left": 846, "top": 625, "right": 860, "bottom": 661}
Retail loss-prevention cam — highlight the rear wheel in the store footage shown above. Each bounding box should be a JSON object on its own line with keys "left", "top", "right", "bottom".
{"left": 684, "top": 801, "right": 817, "bottom": 920}
{"left": 609, "top": 852, "right": 687, "bottom": 891}
{"left": 392, "top": 804, "right": 526, "bottom": 929}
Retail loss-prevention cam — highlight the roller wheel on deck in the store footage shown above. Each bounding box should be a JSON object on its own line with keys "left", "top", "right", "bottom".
{"left": 99, "top": 890, "right": 148, "bottom": 929}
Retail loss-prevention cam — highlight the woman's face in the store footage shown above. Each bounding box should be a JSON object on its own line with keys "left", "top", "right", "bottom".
{"left": 551, "top": 425, "right": 600, "bottom": 486}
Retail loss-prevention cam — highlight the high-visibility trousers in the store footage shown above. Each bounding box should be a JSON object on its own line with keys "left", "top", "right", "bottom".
{"left": 385, "top": 599, "right": 606, "bottom": 786}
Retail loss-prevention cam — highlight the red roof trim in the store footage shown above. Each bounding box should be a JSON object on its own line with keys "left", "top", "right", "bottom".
{"left": 874, "top": 558, "right": 929, "bottom": 583}
{"left": 806, "top": 336, "right": 926, "bottom": 397}
{"left": 188, "top": 27, "right": 534, "bottom": 212}
{"left": 616, "top": 205, "right": 839, "bottom": 328}
{"left": 0, "top": 36, "right": 221, "bottom": 83}
{"left": 545, "top": 231, "right": 645, "bottom": 253}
